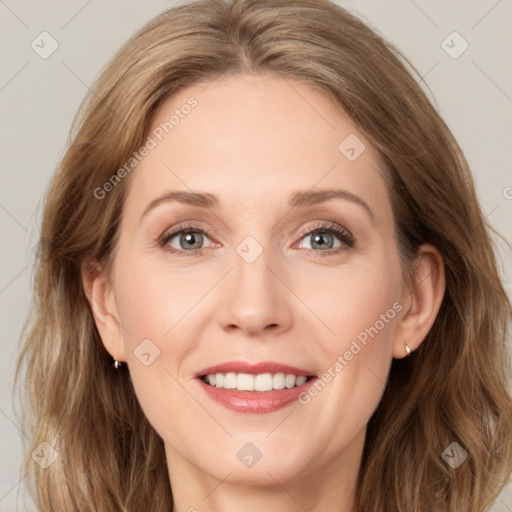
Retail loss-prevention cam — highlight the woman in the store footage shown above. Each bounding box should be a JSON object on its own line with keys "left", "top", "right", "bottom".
{"left": 15, "top": 0, "right": 512, "bottom": 510}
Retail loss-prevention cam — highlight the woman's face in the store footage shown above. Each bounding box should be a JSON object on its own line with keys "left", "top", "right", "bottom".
{"left": 99, "top": 73, "right": 412, "bottom": 493}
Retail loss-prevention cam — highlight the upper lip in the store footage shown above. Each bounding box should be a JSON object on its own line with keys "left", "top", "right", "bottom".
{"left": 195, "top": 360, "right": 316, "bottom": 378}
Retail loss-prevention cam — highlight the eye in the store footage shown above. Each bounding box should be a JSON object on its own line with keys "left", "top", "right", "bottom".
{"left": 296, "top": 222, "right": 354, "bottom": 256}
{"left": 158, "top": 224, "right": 215, "bottom": 256}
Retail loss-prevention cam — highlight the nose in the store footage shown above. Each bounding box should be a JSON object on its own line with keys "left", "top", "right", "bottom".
{"left": 216, "top": 244, "right": 293, "bottom": 337}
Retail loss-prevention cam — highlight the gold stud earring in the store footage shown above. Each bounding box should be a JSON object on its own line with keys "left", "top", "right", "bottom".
{"left": 405, "top": 343, "right": 411, "bottom": 356}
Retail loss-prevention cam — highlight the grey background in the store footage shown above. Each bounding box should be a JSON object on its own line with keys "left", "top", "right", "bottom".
{"left": 1, "top": 0, "right": 511, "bottom": 510}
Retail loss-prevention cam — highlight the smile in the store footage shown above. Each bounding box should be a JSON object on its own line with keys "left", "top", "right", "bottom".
{"left": 194, "top": 361, "right": 318, "bottom": 414}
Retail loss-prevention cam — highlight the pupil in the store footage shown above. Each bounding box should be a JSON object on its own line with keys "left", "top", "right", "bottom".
{"left": 312, "top": 232, "right": 332, "bottom": 250}
{"left": 182, "top": 232, "right": 202, "bottom": 249}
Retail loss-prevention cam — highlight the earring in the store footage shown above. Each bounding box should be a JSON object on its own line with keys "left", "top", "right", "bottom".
{"left": 405, "top": 343, "right": 411, "bottom": 356}
{"left": 113, "top": 359, "right": 123, "bottom": 369}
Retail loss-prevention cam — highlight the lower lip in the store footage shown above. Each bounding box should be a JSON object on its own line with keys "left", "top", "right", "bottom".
{"left": 197, "top": 377, "right": 317, "bottom": 414}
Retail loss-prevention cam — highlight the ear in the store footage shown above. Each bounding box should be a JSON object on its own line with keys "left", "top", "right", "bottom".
{"left": 81, "top": 260, "right": 127, "bottom": 363}
{"left": 393, "top": 243, "right": 446, "bottom": 358}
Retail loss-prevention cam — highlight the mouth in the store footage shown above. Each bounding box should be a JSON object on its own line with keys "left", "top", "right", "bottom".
{"left": 194, "top": 361, "right": 318, "bottom": 414}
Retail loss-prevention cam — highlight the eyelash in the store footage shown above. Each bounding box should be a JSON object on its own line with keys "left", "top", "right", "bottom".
{"left": 157, "top": 221, "right": 355, "bottom": 258}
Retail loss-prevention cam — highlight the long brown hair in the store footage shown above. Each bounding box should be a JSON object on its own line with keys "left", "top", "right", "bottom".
{"left": 15, "top": 0, "right": 512, "bottom": 510}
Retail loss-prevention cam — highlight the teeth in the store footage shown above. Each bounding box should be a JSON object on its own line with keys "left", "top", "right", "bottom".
{"left": 255, "top": 373, "right": 273, "bottom": 392}
{"left": 285, "top": 374, "right": 297, "bottom": 388}
{"left": 296, "top": 375, "right": 307, "bottom": 386}
{"left": 237, "top": 373, "right": 254, "bottom": 391}
{"left": 203, "top": 372, "right": 309, "bottom": 391}
{"left": 223, "top": 372, "right": 237, "bottom": 389}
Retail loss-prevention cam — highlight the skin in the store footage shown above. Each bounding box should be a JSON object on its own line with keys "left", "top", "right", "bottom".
{"left": 83, "top": 73, "right": 445, "bottom": 512}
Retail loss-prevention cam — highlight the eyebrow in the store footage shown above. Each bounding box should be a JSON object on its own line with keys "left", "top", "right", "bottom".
{"left": 289, "top": 189, "right": 375, "bottom": 223}
{"left": 141, "top": 188, "right": 375, "bottom": 224}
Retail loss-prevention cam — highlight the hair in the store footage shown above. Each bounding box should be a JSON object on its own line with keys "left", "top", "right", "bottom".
{"left": 14, "top": 0, "right": 512, "bottom": 510}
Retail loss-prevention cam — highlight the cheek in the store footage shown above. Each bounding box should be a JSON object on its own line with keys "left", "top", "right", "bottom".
{"left": 112, "top": 265, "right": 200, "bottom": 442}
{"left": 292, "top": 256, "right": 400, "bottom": 421}
{"left": 114, "top": 259, "right": 209, "bottom": 341}
{"left": 292, "top": 256, "right": 401, "bottom": 356}
{"left": 111, "top": 259, "right": 214, "bottom": 415}
{"left": 292, "top": 267, "right": 399, "bottom": 455}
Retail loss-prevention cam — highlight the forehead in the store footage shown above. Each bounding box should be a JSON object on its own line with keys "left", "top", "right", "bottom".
{"left": 124, "top": 73, "right": 391, "bottom": 221}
